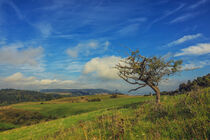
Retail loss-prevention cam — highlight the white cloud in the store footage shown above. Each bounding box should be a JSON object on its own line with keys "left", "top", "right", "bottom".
{"left": 104, "top": 41, "right": 110, "bottom": 48}
{"left": 66, "top": 40, "right": 110, "bottom": 58}
{"left": 166, "top": 33, "right": 202, "bottom": 47}
{"left": 36, "top": 22, "right": 52, "bottom": 37}
{"left": 175, "top": 43, "right": 210, "bottom": 56}
{"left": 66, "top": 49, "right": 78, "bottom": 58}
{"left": 0, "top": 46, "right": 43, "bottom": 66}
{"left": 117, "top": 23, "right": 140, "bottom": 36}
{"left": 182, "top": 60, "right": 210, "bottom": 71}
{"left": 170, "top": 13, "right": 198, "bottom": 24}
{"left": 1, "top": 72, "right": 75, "bottom": 89}
{"left": 4, "top": 72, "right": 35, "bottom": 82}
{"left": 83, "top": 56, "right": 122, "bottom": 80}
{"left": 182, "top": 63, "right": 201, "bottom": 70}
{"left": 0, "top": 45, "right": 43, "bottom": 66}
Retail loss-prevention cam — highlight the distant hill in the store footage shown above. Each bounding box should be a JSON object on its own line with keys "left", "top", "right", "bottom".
{"left": 0, "top": 89, "right": 62, "bottom": 106}
{"left": 40, "top": 89, "right": 115, "bottom": 96}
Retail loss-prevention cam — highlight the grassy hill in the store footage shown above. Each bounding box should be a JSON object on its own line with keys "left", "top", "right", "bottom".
{"left": 0, "top": 94, "right": 151, "bottom": 132}
{"left": 0, "top": 88, "right": 209, "bottom": 140}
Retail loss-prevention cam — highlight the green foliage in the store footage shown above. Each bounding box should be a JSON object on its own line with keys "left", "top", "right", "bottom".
{"left": 0, "top": 108, "right": 45, "bottom": 125}
{"left": 0, "top": 107, "right": 59, "bottom": 131}
{"left": 179, "top": 73, "right": 210, "bottom": 93}
{"left": 161, "top": 73, "right": 210, "bottom": 95}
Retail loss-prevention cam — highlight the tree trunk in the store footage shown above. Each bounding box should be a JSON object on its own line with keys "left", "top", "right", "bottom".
{"left": 151, "top": 86, "right": 160, "bottom": 104}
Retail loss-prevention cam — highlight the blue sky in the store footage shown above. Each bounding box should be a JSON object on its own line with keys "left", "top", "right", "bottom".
{"left": 0, "top": 0, "right": 210, "bottom": 93}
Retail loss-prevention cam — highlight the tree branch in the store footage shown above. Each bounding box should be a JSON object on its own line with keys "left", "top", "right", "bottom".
{"left": 128, "top": 84, "right": 147, "bottom": 92}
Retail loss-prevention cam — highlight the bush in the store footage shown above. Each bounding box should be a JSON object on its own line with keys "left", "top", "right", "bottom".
{"left": 88, "top": 98, "right": 101, "bottom": 102}
{"left": 0, "top": 108, "right": 45, "bottom": 126}
{"left": 110, "top": 94, "right": 118, "bottom": 98}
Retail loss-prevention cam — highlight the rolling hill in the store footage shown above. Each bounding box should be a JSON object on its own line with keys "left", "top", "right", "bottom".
{"left": 0, "top": 88, "right": 209, "bottom": 139}
{"left": 40, "top": 88, "right": 115, "bottom": 96}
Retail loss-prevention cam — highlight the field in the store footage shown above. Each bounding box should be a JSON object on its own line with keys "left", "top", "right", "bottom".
{"left": 0, "top": 95, "right": 151, "bottom": 133}
{"left": 10, "top": 95, "right": 151, "bottom": 118}
{"left": 0, "top": 88, "right": 209, "bottom": 140}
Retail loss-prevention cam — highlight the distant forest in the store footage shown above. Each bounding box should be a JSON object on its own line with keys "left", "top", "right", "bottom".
{"left": 0, "top": 88, "right": 114, "bottom": 106}
{"left": 0, "top": 89, "right": 62, "bottom": 106}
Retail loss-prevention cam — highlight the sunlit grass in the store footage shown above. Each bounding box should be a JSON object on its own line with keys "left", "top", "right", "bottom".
{"left": 11, "top": 95, "right": 150, "bottom": 118}
{"left": 0, "top": 88, "right": 209, "bottom": 140}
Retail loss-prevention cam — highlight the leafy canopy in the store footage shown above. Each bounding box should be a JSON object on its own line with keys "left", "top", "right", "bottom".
{"left": 116, "top": 50, "right": 182, "bottom": 92}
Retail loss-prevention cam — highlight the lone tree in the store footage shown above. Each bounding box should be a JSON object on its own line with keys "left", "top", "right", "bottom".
{"left": 116, "top": 50, "right": 182, "bottom": 104}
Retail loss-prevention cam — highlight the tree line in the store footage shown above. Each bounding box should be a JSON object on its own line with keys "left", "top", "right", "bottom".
{"left": 0, "top": 89, "right": 62, "bottom": 106}
{"left": 161, "top": 73, "right": 210, "bottom": 95}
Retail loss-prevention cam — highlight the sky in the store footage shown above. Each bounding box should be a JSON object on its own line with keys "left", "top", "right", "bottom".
{"left": 0, "top": 0, "right": 210, "bottom": 94}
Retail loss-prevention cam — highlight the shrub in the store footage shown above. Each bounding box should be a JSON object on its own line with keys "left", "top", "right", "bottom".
{"left": 88, "top": 98, "right": 101, "bottom": 102}
{"left": 110, "top": 94, "right": 118, "bottom": 98}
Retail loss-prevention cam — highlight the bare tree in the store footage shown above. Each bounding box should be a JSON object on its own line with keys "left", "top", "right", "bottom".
{"left": 116, "top": 50, "right": 182, "bottom": 104}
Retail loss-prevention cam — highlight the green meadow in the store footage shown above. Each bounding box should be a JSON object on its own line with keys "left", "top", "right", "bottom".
{"left": 10, "top": 95, "right": 151, "bottom": 118}
{"left": 0, "top": 88, "right": 209, "bottom": 140}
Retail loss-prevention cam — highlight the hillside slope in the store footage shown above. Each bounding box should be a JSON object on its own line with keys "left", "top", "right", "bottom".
{"left": 0, "top": 95, "right": 150, "bottom": 133}
{"left": 0, "top": 88, "right": 209, "bottom": 140}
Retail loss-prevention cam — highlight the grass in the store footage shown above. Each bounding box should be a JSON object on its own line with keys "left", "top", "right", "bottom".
{"left": 44, "top": 88, "right": 209, "bottom": 140}
{"left": 0, "top": 95, "right": 151, "bottom": 140}
{"left": 0, "top": 123, "right": 17, "bottom": 131}
{"left": 10, "top": 95, "right": 151, "bottom": 118}
{"left": 0, "top": 94, "right": 152, "bottom": 134}
{"left": 0, "top": 88, "right": 209, "bottom": 139}
{"left": 0, "top": 109, "right": 108, "bottom": 140}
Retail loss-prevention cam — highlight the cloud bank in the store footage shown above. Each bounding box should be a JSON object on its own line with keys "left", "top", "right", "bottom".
{"left": 1, "top": 72, "right": 75, "bottom": 90}
{"left": 175, "top": 43, "right": 210, "bottom": 56}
